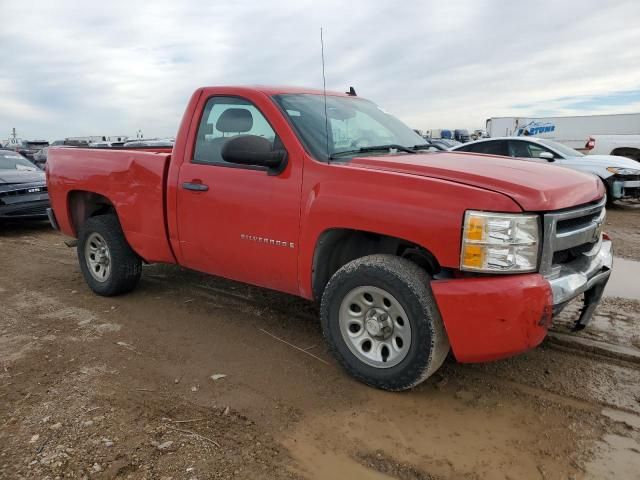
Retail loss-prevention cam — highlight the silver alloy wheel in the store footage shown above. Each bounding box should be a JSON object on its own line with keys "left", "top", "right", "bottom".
{"left": 84, "top": 232, "right": 111, "bottom": 283}
{"left": 338, "top": 286, "right": 411, "bottom": 368}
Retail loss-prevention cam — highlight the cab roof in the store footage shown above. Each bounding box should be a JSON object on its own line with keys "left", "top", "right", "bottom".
{"left": 198, "top": 85, "right": 352, "bottom": 97}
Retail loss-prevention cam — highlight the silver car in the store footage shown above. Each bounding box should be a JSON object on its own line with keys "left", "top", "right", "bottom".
{"left": 451, "top": 137, "right": 640, "bottom": 203}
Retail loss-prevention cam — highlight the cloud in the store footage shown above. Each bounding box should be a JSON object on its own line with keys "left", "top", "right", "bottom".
{"left": 1, "top": 0, "right": 639, "bottom": 141}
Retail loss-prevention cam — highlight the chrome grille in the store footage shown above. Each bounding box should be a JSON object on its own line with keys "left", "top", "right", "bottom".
{"left": 540, "top": 197, "right": 606, "bottom": 277}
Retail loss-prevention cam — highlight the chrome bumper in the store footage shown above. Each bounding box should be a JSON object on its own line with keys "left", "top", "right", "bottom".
{"left": 548, "top": 239, "right": 613, "bottom": 329}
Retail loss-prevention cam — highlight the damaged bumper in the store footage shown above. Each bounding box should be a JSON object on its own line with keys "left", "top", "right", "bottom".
{"left": 432, "top": 274, "right": 554, "bottom": 363}
{"left": 548, "top": 239, "right": 612, "bottom": 329}
{"left": 432, "top": 198, "right": 612, "bottom": 363}
{"left": 607, "top": 174, "right": 640, "bottom": 200}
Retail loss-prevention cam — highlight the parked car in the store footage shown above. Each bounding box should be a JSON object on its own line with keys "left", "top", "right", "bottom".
{"left": 453, "top": 129, "right": 470, "bottom": 143}
{"left": 32, "top": 147, "right": 49, "bottom": 169}
{"left": 51, "top": 139, "right": 91, "bottom": 147}
{"left": 471, "top": 129, "right": 488, "bottom": 141}
{"left": 451, "top": 137, "right": 640, "bottom": 202}
{"left": 440, "top": 129, "right": 453, "bottom": 140}
{"left": 0, "top": 150, "right": 50, "bottom": 220}
{"left": 430, "top": 138, "right": 461, "bottom": 150}
{"left": 89, "top": 141, "right": 127, "bottom": 148}
{"left": 486, "top": 113, "right": 640, "bottom": 152}
{"left": 33, "top": 143, "right": 88, "bottom": 169}
{"left": 47, "top": 85, "right": 612, "bottom": 391}
{"left": 415, "top": 139, "right": 448, "bottom": 151}
{"left": 122, "top": 139, "right": 174, "bottom": 148}
{"left": 9, "top": 140, "right": 50, "bottom": 161}
{"left": 585, "top": 135, "right": 640, "bottom": 162}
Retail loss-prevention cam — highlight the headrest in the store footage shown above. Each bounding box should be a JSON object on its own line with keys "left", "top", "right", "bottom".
{"left": 216, "top": 108, "right": 253, "bottom": 133}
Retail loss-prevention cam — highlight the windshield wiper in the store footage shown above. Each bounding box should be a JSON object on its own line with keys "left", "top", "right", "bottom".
{"left": 412, "top": 143, "right": 435, "bottom": 150}
{"left": 330, "top": 144, "right": 417, "bottom": 159}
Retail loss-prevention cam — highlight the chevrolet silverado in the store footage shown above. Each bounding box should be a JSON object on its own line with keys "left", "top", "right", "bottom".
{"left": 46, "top": 86, "right": 613, "bottom": 391}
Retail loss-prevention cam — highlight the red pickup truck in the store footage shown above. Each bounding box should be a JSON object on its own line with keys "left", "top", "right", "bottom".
{"left": 47, "top": 86, "right": 613, "bottom": 391}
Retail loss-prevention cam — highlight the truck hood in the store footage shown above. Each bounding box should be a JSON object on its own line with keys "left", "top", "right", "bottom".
{"left": 349, "top": 152, "right": 603, "bottom": 211}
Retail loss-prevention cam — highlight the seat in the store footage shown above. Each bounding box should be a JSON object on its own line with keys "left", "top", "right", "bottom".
{"left": 216, "top": 108, "right": 253, "bottom": 133}
{"left": 196, "top": 108, "right": 255, "bottom": 163}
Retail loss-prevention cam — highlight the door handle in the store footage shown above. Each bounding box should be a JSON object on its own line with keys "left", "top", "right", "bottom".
{"left": 182, "top": 182, "right": 209, "bottom": 192}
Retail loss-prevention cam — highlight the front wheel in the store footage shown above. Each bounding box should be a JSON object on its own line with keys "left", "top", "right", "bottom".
{"left": 77, "top": 214, "right": 142, "bottom": 296}
{"left": 320, "top": 254, "right": 450, "bottom": 391}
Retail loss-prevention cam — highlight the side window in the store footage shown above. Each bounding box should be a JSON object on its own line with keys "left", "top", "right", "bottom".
{"left": 454, "top": 144, "right": 474, "bottom": 152}
{"left": 193, "top": 96, "right": 278, "bottom": 165}
{"left": 527, "top": 143, "right": 554, "bottom": 159}
{"left": 508, "top": 140, "right": 532, "bottom": 158}
{"left": 475, "top": 141, "right": 508, "bottom": 156}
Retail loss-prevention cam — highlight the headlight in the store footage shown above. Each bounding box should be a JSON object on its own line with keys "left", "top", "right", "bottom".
{"left": 606, "top": 167, "right": 640, "bottom": 175}
{"left": 460, "top": 211, "right": 540, "bottom": 273}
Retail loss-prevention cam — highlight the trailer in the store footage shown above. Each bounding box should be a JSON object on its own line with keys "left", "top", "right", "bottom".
{"left": 486, "top": 113, "right": 640, "bottom": 153}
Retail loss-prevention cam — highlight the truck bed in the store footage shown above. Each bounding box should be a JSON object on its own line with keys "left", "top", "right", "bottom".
{"left": 46, "top": 147, "right": 176, "bottom": 264}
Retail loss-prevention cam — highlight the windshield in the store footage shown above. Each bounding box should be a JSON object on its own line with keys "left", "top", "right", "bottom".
{"left": 536, "top": 138, "right": 584, "bottom": 157}
{"left": 0, "top": 151, "right": 38, "bottom": 171}
{"left": 272, "top": 94, "right": 425, "bottom": 160}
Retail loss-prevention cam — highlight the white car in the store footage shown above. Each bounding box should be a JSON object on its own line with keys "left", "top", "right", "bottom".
{"left": 451, "top": 137, "right": 640, "bottom": 203}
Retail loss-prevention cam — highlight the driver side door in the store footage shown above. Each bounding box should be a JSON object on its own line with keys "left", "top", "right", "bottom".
{"left": 176, "top": 95, "right": 302, "bottom": 295}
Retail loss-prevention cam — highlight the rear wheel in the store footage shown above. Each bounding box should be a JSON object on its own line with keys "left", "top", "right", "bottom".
{"left": 77, "top": 214, "right": 142, "bottom": 296}
{"left": 321, "top": 254, "right": 449, "bottom": 391}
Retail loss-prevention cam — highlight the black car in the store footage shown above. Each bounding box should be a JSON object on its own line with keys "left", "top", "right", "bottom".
{"left": 0, "top": 150, "right": 50, "bottom": 220}
{"left": 453, "top": 129, "right": 470, "bottom": 143}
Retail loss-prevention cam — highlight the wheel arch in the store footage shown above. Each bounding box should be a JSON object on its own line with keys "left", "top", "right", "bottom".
{"left": 311, "top": 228, "right": 441, "bottom": 301}
{"left": 67, "top": 190, "right": 118, "bottom": 236}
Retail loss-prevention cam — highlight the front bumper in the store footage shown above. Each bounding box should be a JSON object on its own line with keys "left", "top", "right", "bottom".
{"left": 607, "top": 174, "right": 640, "bottom": 199}
{"left": 431, "top": 239, "right": 612, "bottom": 363}
{"left": 0, "top": 183, "right": 50, "bottom": 220}
{"left": 0, "top": 199, "right": 50, "bottom": 219}
{"left": 548, "top": 239, "right": 612, "bottom": 329}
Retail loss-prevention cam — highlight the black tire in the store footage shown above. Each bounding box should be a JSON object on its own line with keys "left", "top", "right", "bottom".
{"left": 77, "top": 214, "right": 142, "bottom": 296}
{"left": 321, "top": 254, "right": 449, "bottom": 391}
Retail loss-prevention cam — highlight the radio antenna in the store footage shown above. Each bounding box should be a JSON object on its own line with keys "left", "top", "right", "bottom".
{"left": 320, "top": 27, "right": 330, "bottom": 163}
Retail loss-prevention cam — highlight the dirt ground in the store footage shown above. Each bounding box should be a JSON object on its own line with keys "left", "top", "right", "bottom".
{"left": 605, "top": 202, "right": 640, "bottom": 260}
{"left": 1, "top": 208, "right": 639, "bottom": 479}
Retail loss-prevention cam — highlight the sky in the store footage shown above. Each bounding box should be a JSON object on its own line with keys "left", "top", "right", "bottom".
{"left": 2, "top": 0, "right": 640, "bottom": 141}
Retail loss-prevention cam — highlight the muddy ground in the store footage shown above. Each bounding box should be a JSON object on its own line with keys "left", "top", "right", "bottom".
{"left": 605, "top": 202, "right": 640, "bottom": 260}
{"left": 0, "top": 206, "right": 639, "bottom": 480}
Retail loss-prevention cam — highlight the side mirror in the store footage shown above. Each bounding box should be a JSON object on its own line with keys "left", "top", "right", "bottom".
{"left": 221, "top": 135, "right": 287, "bottom": 173}
{"left": 538, "top": 151, "right": 555, "bottom": 162}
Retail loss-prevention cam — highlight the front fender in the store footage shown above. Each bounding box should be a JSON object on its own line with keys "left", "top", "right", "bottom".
{"left": 296, "top": 165, "right": 521, "bottom": 299}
